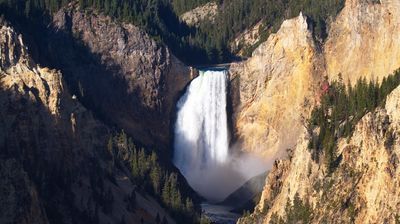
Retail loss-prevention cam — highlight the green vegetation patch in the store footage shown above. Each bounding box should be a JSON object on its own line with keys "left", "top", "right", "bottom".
{"left": 108, "top": 130, "right": 199, "bottom": 223}
{"left": 0, "top": 0, "right": 345, "bottom": 64}
{"left": 269, "top": 193, "right": 313, "bottom": 224}
{"left": 308, "top": 69, "right": 400, "bottom": 173}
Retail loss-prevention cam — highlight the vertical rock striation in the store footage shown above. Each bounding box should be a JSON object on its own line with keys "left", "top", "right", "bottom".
{"left": 49, "top": 4, "right": 192, "bottom": 149}
{"left": 230, "top": 0, "right": 400, "bottom": 159}
{"left": 229, "top": 13, "right": 323, "bottom": 158}
{"left": 240, "top": 84, "right": 400, "bottom": 223}
{"left": 232, "top": 0, "right": 400, "bottom": 223}
{"left": 325, "top": 0, "right": 400, "bottom": 84}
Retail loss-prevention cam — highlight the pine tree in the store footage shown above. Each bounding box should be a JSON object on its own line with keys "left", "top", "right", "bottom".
{"left": 107, "top": 135, "right": 114, "bottom": 157}
{"left": 162, "top": 176, "right": 171, "bottom": 206}
{"left": 150, "top": 165, "right": 161, "bottom": 194}
{"left": 130, "top": 149, "right": 139, "bottom": 178}
{"left": 185, "top": 198, "right": 194, "bottom": 213}
{"left": 117, "top": 130, "right": 128, "bottom": 150}
{"left": 138, "top": 148, "right": 148, "bottom": 178}
{"left": 173, "top": 190, "right": 182, "bottom": 211}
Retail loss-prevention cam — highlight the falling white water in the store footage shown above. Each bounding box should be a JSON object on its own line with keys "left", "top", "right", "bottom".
{"left": 173, "top": 70, "right": 229, "bottom": 198}
{"left": 174, "top": 70, "right": 228, "bottom": 166}
{"left": 174, "top": 69, "right": 269, "bottom": 202}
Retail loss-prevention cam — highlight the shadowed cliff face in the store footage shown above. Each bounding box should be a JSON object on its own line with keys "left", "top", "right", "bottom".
{"left": 0, "top": 22, "right": 176, "bottom": 224}
{"left": 44, "top": 5, "right": 192, "bottom": 150}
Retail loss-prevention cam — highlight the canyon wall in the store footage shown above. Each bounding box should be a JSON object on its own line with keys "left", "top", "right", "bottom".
{"left": 48, "top": 4, "right": 193, "bottom": 149}
{"left": 232, "top": 0, "right": 400, "bottom": 223}
{"left": 229, "top": 13, "right": 323, "bottom": 158}
{"left": 240, "top": 82, "right": 400, "bottom": 224}
{"left": 325, "top": 0, "right": 400, "bottom": 84}
{"left": 0, "top": 20, "right": 175, "bottom": 224}
{"left": 230, "top": 0, "right": 400, "bottom": 159}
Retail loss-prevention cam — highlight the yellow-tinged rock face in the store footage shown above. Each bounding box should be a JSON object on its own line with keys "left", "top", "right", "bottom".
{"left": 229, "top": 13, "right": 322, "bottom": 158}
{"left": 231, "top": 0, "right": 400, "bottom": 160}
{"left": 325, "top": 0, "right": 400, "bottom": 84}
{"left": 246, "top": 85, "right": 400, "bottom": 224}
{"left": 234, "top": 0, "right": 400, "bottom": 222}
{"left": 0, "top": 25, "right": 66, "bottom": 117}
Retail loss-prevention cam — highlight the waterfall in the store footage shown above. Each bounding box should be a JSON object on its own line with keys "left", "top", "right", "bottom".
{"left": 173, "top": 69, "right": 229, "bottom": 200}
{"left": 173, "top": 69, "right": 269, "bottom": 202}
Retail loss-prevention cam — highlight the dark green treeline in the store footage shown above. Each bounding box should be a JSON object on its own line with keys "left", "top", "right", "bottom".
{"left": 1, "top": 0, "right": 344, "bottom": 64}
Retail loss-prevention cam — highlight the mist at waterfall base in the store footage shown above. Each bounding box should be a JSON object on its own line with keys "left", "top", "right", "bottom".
{"left": 173, "top": 70, "right": 270, "bottom": 202}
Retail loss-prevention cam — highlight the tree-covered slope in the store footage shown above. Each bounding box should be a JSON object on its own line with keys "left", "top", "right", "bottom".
{"left": 0, "top": 0, "right": 344, "bottom": 64}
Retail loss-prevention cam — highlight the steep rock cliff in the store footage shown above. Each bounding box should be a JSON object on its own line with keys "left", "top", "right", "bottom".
{"left": 230, "top": 0, "right": 400, "bottom": 158}
{"left": 239, "top": 83, "right": 400, "bottom": 224}
{"left": 48, "top": 4, "right": 192, "bottom": 149}
{"left": 229, "top": 13, "right": 323, "bottom": 158}
{"left": 325, "top": 0, "right": 400, "bottom": 84}
{"left": 0, "top": 21, "right": 175, "bottom": 224}
{"left": 232, "top": 0, "right": 400, "bottom": 221}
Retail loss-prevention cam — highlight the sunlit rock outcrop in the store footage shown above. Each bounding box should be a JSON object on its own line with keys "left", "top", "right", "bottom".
{"left": 229, "top": 13, "right": 322, "bottom": 158}
{"left": 230, "top": 0, "right": 400, "bottom": 159}
{"left": 325, "top": 0, "right": 400, "bottom": 84}
{"left": 239, "top": 84, "right": 400, "bottom": 224}
{"left": 233, "top": 0, "right": 400, "bottom": 223}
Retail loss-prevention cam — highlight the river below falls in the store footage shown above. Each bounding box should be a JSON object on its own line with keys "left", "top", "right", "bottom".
{"left": 202, "top": 203, "right": 241, "bottom": 224}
